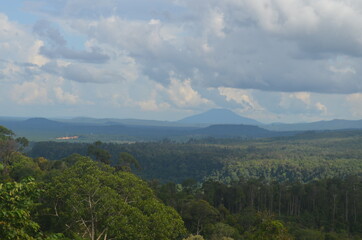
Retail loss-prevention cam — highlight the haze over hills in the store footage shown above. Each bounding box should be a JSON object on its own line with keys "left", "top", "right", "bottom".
{"left": 0, "top": 115, "right": 279, "bottom": 141}
{"left": 193, "top": 124, "right": 292, "bottom": 138}
{"left": 2, "top": 108, "right": 362, "bottom": 141}
{"left": 178, "top": 108, "right": 261, "bottom": 125}
{"left": 265, "top": 119, "right": 362, "bottom": 131}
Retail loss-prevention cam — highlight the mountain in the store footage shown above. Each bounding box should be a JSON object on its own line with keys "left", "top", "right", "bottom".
{"left": 23, "top": 118, "right": 64, "bottom": 127}
{"left": 178, "top": 109, "right": 260, "bottom": 125}
{"left": 264, "top": 119, "right": 362, "bottom": 131}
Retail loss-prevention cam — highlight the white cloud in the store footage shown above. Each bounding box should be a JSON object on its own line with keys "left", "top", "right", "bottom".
{"left": 329, "top": 66, "right": 356, "bottom": 74}
{"left": 206, "top": 8, "right": 226, "bottom": 38}
{"left": 165, "top": 77, "right": 212, "bottom": 108}
{"left": 0, "top": 13, "right": 43, "bottom": 64}
{"left": 294, "top": 92, "right": 311, "bottom": 105}
{"left": 11, "top": 81, "right": 50, "bottom": 105}
{"left": 40, "top": 0, "right": 362, "bottom": 94}
{"left": 315, "top": 102, "right": 327, "bottom": 114}
{"left": 346, "top": 93, "right": 362, "bottom": 117}
{"left": 137, "top": 99, "right": 170, "bottom": 111}
{"left": 218, "top": 87, "right": 263, "bottom": 112}
{"left": 54, "top": 87, "right": 79, "bottom": 105}
{"left": 3, "top": 1, "right": 362, "bottom": 121}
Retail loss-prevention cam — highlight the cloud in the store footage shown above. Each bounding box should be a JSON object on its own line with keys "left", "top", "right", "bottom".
{"left": 33, "top": 20, "right": 109, "bottom": 63}
{"left": 279, "top": 92, "right": 328, "bottom": 115}
{"left": 54, "top": 86, "right": 79, "bottom": 104}
{"left": 346, "top": 93, "right": 362, "bottom": 117}
{"left": 164, "top": 76, "right": 212, "bottom": 108}
{"left": 0, "top": 13, "right": 45, "bottom": 65}
{"left": 4, "top": 1, "right": 362, "bottom": 121}
{"left": 11, "top": 81, "right": 50, "bottom": 104}
{"left": 137, "top": 99, "right": 170, "bottom": 111}
{"left": 49, "top": 0, "right": 362, "bottom": 94}
{"left": 218, "top": 87, "right": 263, "bottom": 112}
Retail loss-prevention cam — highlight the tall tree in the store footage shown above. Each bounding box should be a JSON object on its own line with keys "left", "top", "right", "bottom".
{"left": 87, "top": 141, "right": 111, "bottom": 165}
{"left": 0, "top": 126, "right": 28, "bottom": 178}
{"left": 42, "top": 156, "right": 186, "bottom": 240}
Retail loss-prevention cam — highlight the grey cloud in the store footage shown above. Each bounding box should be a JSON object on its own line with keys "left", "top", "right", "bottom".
{"left": 28, "top": 0, "right": 183, "bottom": 21}
{"left": 33, "top": 20, "right": 109, "bottom": 63}
{"left": 62, "top": 64, "right": 99, "bottom": 83}
{"left": 32, "top": 1, "right": 362, "bottom": 94}
{"left": 0, "top": 60, "right": 40, "bottom": 83}
{"left": 33, "top": 20, "right": 66, "bottom": 46}
{"left": 39, "top": 46, "right": 110, "bottom": 63}
{"left": 41, "top": 62, "right": 99, "bottom": 83}
{"left": 41, "top": 61, "right": 124, "bottom": 83}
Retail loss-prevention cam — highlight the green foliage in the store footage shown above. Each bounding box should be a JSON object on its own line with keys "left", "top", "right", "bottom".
{"left": 42, "top": 156, "right": 186, "bottom": 240}
{"left": 0, "top": 125, "right": 15, "bottom": 140}
{"left": 0, "top": 126, "right": 30, "bottom": 179}
{"left": 29, "top": 131, "right": 362, "bottom": 183}
{"left": 242, "top": 214, "right": 294, "bottom": 240}
{"left": 0, "top": 178, "right": 40, "bottom": 239}
{"left": 9, "top": 153, "right": 43, "bottom": 181}
{"left": 205, "top": 222, "right": 239, "bottom": 240}
{"left": 182, "top": 199, "right": 219, "bottom": 235}
{"left": 117, "top": 152, "right": 140, "bottom": 171}
{"left": 182, "top": 234, "right": 205, "bottom": 240}
{"left": 87, "top": 141, "right": 111, "bottom": 164}
{"left": 13, "top": 127, "right": 362, "bottom": 239}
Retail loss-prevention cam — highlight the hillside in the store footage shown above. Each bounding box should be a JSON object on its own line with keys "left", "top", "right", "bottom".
{"left": 0, "top": 117, "right": 286, "bottom": 141}
{"left": 265, "top": 119, "right": 362, "bottom": 131}
{"left": 178, "top": 108, "right": 260, "bottom": 125}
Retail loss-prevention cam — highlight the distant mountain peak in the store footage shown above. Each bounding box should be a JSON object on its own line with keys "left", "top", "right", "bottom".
{"left": 178, "top": 108, "right": 260, "bottom": 125}
{"left": 24, "top": 117, "right": 59, "bottom": 124}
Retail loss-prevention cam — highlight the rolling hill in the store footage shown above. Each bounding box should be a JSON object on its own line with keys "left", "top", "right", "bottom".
{"left": 178, "top": 108, "right": 260, "bottom": 125}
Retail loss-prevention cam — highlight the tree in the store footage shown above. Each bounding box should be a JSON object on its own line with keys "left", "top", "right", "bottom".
{"left": 182, "top": 235, "right": 205, "bottom": 240}
{"left": 42, "top": 156, "right": 186, "bottom": 240}
{"left": 0, "top": 126, "right": 29, "bottom": 178}
{"left": 0, "top": 177, "right": 62, "bottom": 240}
{"left": 242, "top": 213, "right": 293, "bottom": 240}
{"left": 206, "top": 222, "right": 239, "bottom": 240}
{"left": 87, "top": 141, "right": 111, "bottom": 165}
{"left": 9, "top": 153, "right": 43, "bottom": 181}
{"left": 182, "top": 200, "right": 219, "bottom": 235}
{"left": 0, "top": 178, "right": 40, "bottom": 239}
{"left": 116, "top": 152, "right": 140, "bottom": 172}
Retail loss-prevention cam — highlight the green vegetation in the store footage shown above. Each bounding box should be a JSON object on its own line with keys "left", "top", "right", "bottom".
{"left": 30, "top": 130, "right": 362, "bottom": 183}
{"left": 2, "top": 125, "right": 362, "bottom": 239}
{"left": 0, "top": 126, "right": 186, "bottom": 240}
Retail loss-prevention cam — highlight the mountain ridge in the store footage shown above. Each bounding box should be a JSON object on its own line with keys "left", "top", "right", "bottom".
{"left": 178, "top": 108, "right": 261, "bottom": 125}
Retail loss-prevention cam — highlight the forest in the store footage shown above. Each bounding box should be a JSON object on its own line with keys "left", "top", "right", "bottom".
{"left": 1, "top": 125, "right": 362, "bottom": 239}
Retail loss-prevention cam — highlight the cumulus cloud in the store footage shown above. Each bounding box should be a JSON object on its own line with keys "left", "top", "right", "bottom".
{"left": 46, "top": 0, "right": 362, "bottom": 94}
{"left": 164, "top": 77, "right": 212, "bottom": 108}
{"left": 218, "top": 87, "right": 263, "bottom": 112}
{"left": 3, "top": 0, "right": 362, "bottom": 120}
{"left": 279, "top": 92, "right": 328, "bottom": 115}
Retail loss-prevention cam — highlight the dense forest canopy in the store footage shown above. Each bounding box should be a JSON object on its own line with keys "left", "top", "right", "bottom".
{"left": 1, "top": 125, "right": 362, "bottom": 239}
{"left": 29, "top": 130, "right": 362, "bottom": 183}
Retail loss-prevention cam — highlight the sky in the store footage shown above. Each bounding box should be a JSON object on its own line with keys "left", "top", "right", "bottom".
{"left": 1, "top": 0, "right": 362, "bottom": 123}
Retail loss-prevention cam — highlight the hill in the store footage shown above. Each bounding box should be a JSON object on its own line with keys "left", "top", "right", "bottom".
{"left": 0, "top": 117, "right": 286, "bottom": 142}
{"left": 178, "top": 109, "right": 260, "bottom": 125}
{"left": 265, "top": 119, "right": 362, "bottom": 131}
